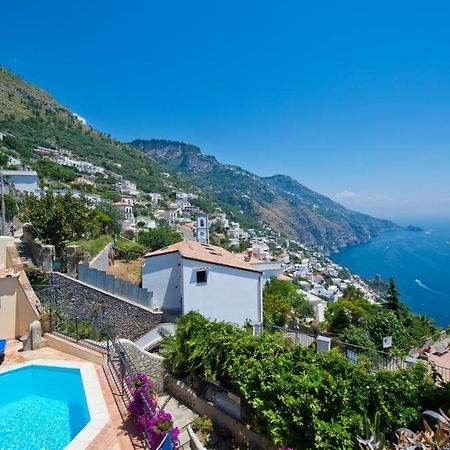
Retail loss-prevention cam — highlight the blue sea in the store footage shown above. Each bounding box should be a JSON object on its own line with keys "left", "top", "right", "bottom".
{"left": 331, "top": 221, "right": 450, "bottom": 328}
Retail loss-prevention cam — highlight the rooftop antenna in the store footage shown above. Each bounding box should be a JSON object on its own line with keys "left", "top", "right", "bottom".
{"left": 0, "top": 167, "right": 5, "bottom": 236}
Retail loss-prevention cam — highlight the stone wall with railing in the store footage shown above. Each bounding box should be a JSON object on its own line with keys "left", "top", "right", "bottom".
{"left": 49, "top": 272, "right": 162, "bottom": 340}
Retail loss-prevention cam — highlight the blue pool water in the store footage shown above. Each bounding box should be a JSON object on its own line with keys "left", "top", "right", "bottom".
{"left": 0, "top": 365, "right": 90, "bottom": 450}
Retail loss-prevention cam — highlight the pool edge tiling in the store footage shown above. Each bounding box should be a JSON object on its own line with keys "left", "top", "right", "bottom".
{"left": 0, "top": 359, "right": 110, "bottom": 450}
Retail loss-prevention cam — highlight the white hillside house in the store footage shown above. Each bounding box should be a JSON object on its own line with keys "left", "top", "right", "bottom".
{"left": 142, "top": 240, "right": 263, "bottom": 326}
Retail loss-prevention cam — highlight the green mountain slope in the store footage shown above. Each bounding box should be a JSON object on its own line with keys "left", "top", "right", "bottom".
{"left": 0, "top": 65, "right": 397, "bottom": 250}
{"left": 131, "top": 139, "right": 399, "bottom": 250}
{"left": 0, "top": 66, "right": 259, "bottom": 229}
{"left": 0, "top": 66, "right": 176, "bottom": 193}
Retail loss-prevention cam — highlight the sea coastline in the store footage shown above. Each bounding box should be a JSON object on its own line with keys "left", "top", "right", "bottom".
{"left": 330, "top": 225, "right": 450, "bottom": 328}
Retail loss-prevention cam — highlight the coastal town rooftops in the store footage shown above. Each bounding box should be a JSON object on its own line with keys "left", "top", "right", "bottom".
{"left": 145, "top": 240, "right": 262, "bottom": 273}
{"left": 113, "top": 201, "right": 132, "bottom": 206}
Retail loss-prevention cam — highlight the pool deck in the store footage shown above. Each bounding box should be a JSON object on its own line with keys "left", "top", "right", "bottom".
{"left": 2, "top": 340, "right": 143, "bottom": 450}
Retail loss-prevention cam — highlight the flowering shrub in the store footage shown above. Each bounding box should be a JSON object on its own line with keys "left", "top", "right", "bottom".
{"left": 127, "top": 372, "right": 179, "bottom": 449}
{"left": 141, "top": 409, "right": 180, "bottom": 448}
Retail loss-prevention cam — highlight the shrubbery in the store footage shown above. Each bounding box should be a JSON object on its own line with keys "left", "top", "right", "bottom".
{"left": 164, "top": 312, "right": 450, "bottom": 449}
{"left": 136, "top": 226, "right": 182, "bottom": 252}
{"left": 114, "top": 239, "right": 145, "bottom": 261}
{"left": 326, "top": 281, "right": 439, "bottom": 352}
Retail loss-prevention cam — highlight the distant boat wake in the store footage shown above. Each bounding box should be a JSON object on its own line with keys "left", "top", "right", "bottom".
{"left": 415, "top": 279, "right": 447, "bottom": 296}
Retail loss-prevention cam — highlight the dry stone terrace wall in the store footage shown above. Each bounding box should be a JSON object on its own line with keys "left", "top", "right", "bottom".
{"left": 119, "top": 339, "right": 166, "bottom": 393}
{"left": 51, "top": 272, "right": 163, "bottom": 340}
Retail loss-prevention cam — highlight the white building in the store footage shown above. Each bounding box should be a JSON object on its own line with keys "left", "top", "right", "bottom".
{"left": 120, "top": 195, "right": 134, "bottom": 206}
{"left": 142, "top": 240, "right": 263, "bottom": 326}
{"left": 2, "top": 170, "right": 39, "bottom": 194}
{"left": 299, "top": 289, "right": 328, "bottom": 323}
{"left": 149, "top": 193, "right": 162, "bottom": 203}
{"left": 248, "top": 259, "right": 283, "bottom": 284}
{"left": 113, "top": 201, "right": 133, "bottom": 220}
{"left": 56, "top": 156, "right": 104, "bottom": 175}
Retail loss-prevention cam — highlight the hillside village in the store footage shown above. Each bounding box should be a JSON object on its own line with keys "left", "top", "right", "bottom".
{"left": 0, "top": 129, "right": 381, "bottom": 326}
{"left": 2, "top": 75, "right": 450, "bottom": 449}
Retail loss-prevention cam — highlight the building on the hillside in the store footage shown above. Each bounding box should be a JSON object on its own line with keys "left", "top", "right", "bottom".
{"left": 195, "top": 213, "right": 209, "bottom": 244}
{"left": 120, "top": 195, "right": 134, "bottom": 206}
{"left": 148, "top": 193, "right": 162, "bottom": 203}
{"left": 2, "top": 170, "right": 40, "bottom": 194}
{"left": 142, "top": 240, "right": 263, "bottom": 326}
{"left": 55, "top": 156, "right": 104, "bottom": 175}
{"left": 113, "top": 201, "right": 133, "bottom": 220}
{"left": 75, "top": 176, "right": 96, "bottom": 186}
{"left": 240, "top": 253, "right": 283, "bottom": 284}
{"left": 165, "top": 209, "right": 179, "bottom": 224}
{"left": 299, "top": 289, "right": 328, "bottom": 323}
{"left": 116, "top": 180, "right": 139, "bottom": 196}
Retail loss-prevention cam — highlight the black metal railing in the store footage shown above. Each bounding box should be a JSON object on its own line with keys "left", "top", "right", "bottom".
{"left": 37, "top": 279, "right": 155, "bottom": 448}
{"left": 272, "top": 324, "right": 316, "bottom": 347}
{"left": 429, "top": 362, "right": 450, "bottom": 384}
{"left": 333, "top": 340, "right": 408, "bottom": 371}
{"left": 255, "top": 323, "right": 412, "bottom": 373}
{"left": 36, "top": 282, "right": 109, "bottom": 354}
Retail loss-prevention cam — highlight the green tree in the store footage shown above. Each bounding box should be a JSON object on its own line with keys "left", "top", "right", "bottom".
{"left": 384, "top": 278, "right": 401, "bottom": 311}
{"left": 0, "top": 194, "right": 18, "bottom": 221}
{"left": 326, "top": 297, "right": 375, "bottom": 334}
{"left": 366, "top": 309, "right": 411, "bottom": 352}
{"left": 19, "top": 191, "right": 106, "bottom": 249}
{"left": 164, "top": 312, "right": 446, "bottom": 450}
{"left": 263, "top": 278, "right": 314, "bottom": 326}
{"left": 342, "top": 285, "right": 365, "bottom": 301}
{"left": 0, "top": 152, "right": 8, "bottom": 167}
{"left": 136, "top": 226, "right": 182, "bottom": 252}
{"left": 263, "top": 292, "right": 292, "bottom": 326}
{"left": 97, "top": 202, "right": 122, "bottom": 235}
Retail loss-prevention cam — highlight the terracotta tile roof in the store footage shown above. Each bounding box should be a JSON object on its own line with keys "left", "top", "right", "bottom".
{"left": 277, "top": 273, "right": 293, "bottom": 281}
{"left": 144, "top": 240, "right": 262, "bottom": 273}
{"left": 113, "top": 201, "right": 131, "bottom": 206}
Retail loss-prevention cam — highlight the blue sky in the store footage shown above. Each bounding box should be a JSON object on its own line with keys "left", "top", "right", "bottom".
{"left": 2, "top": 1, "right": 450, "bottom": 223}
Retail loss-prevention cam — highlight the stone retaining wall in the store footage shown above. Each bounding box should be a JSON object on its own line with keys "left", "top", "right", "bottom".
{"left": 22, "top": 228, "right": 43, "bottom": 265}
{"left": 52, "top": 272, "right": 163, "bottom": 340}
{"left": 119, "top": 339, "right": 166, "bottom": 393}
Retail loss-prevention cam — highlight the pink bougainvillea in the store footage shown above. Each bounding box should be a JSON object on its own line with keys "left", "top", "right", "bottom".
{"left": 127, "top": 372, "right": 179, "bottom": 449}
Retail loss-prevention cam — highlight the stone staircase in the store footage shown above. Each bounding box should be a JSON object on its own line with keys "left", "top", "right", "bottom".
{"left": 158, "top": 394, "right": 198, "bottom": 449}
{"left": 105, "top": 350, "right": 198, "bottom": 449}
{"left": 14, "top": 238, "right": 36, "bottom": 268}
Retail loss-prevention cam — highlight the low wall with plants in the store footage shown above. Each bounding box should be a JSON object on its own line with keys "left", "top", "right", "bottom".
{"left": 164, "top": 312, "right": 450, "bottom": 449}
{"left": 165, "top": 375, "right": 276, "bottom": 450}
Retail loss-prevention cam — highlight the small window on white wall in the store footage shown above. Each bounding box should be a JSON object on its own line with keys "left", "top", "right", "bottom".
{"left": 196, "top": 270, "right": 207, "bottom": 284}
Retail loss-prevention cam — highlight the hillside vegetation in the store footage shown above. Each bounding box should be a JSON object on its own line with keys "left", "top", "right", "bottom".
{"left": 131, "top": 139, "right": 399, "bottom": 250}
{"left": 0, "top": 66, "right": 180, "bottom": 194}
{"left": 0, "top": 65, "right": 398, "bottom": 250}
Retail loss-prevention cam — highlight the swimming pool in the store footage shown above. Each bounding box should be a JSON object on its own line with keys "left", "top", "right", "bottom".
{"left": 0, "top": 362, "right": 108, "bottom": 450}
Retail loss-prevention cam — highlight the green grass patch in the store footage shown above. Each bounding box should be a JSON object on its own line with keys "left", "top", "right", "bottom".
{"left": 70, "top": 234, "right": 113, "bottom": 257}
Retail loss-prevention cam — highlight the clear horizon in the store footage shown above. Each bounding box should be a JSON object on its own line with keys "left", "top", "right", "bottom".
{"left": 2, "top": 1, "right": 450, "bottom": 221}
